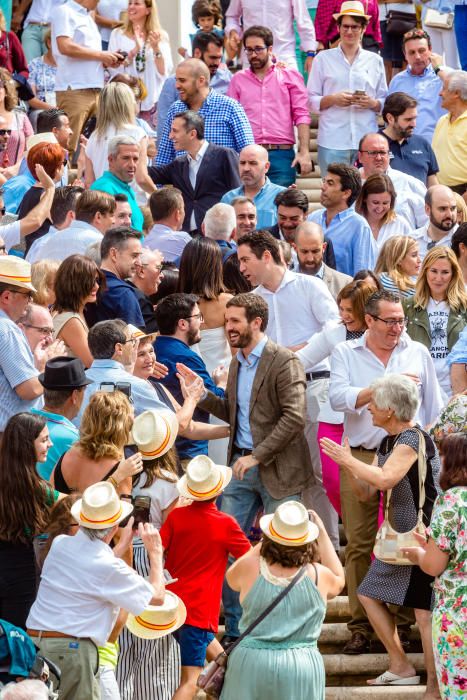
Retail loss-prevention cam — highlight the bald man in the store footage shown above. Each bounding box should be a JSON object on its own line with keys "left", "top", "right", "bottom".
{"left": 221, "top": 145, "right": 285, "bottom": 228}
{"left": 412, "top": 184, "right": 459, "bottom": 260}
{"left": 156, "top": 58, "right": 254, "bottom": 166}
{"left": 293, "top": 222, "right": 351, "bottom": 299}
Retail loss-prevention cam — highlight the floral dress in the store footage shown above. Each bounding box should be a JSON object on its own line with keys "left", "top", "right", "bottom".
{"left": 427, "top": 487, "right": 467, "bottom": 697}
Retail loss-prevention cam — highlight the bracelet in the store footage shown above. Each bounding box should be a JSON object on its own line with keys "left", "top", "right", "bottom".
{"left": 306, "top": 51, "right": 316, "bottom": 57}
{"left": 154, "top": 51, "right": 162, "bottom": 58}
{"left": 108, "top": 476, "right": 118, "bottom": 490}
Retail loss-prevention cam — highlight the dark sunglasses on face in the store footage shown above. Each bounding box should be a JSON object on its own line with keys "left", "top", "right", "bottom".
{"left": 0, "top": 129, "right": 11, "bottom": 136}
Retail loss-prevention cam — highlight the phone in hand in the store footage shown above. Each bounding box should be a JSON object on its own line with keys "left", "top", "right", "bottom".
{"left": 117, "top": 51, "right": 128, "bottom": 63}
{"left": 353, "top": 90, "right": 366, "bottom": 97}
{"left": 132, "top": 496, "right": 151, "bottom": 529}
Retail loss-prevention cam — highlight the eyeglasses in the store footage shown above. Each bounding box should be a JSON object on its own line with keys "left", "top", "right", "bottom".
{"left": 8, "top": 289, "right": 34, "bottom": 302}
{"left": 245, "top": 46, "right": 268, "bottom": 55}
{"left": 340, "top": 24, "right": 362, "bottom": 31}
{"left": 185, "top": 312, "right": 204, "bottom": 322}
{"left": 123, "top": 337, "right": 138, "bottom": 346}
{"left": 22, "top": 323, "right": 54, "bottom": 335}
{"left": 371, "top": 315, "right": 408, "bottom": 327}
{"left": 360, "top": 150, "right": 389, "bottom": 157}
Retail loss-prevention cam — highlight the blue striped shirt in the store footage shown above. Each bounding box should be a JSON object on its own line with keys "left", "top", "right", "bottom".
{"left": 156, "top": 89, "right": 254, "bottom": 165}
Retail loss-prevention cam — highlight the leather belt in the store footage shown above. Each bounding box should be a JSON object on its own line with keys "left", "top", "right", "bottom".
{"left": 305, "top": 370, "right": 330, "bottom": 382}
{"left": 28, "top": 21, "right": 50, "bottom": 26}
{"left": 27, "top": 629, "right": 81, "bottom": 639}
{"left": 233, "top": 446, "right": 252, "bottom": 456}
{"left": 258, "top": 143, "right": 294, "bottom": 151}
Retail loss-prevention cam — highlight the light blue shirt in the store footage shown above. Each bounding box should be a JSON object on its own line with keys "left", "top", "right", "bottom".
{"left": 31, "top": 407, "right": 79, "bottom": 481}
{"left": 74, "top": 359, "right": 167, "bottom": 427}
{"left": 3, "top": 171, "right": 35, "bottom": 214}
{"left": 308, "top": 207, "right": 376, "bottom": 276}
{"left": 221, "top": 177, "right": 285, "bottom": 229}
{"left": 388, "top": 65, "right": 446, "bottom": 142}
{"left": 0, "top": 310, "right": 42, "bottom": 431}
{"left": 447, "top": 326, "right": 467, "bottom": 366}
{"left": 144, "top": 224, "right": 192, "bottom": 262}
{"left": 235, "top": 336, "right": 268, "bottom": 449}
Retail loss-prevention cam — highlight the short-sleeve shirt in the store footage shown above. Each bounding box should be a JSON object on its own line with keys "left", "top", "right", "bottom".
{"left": 90, "top": 171, "right": 143, "bottom": 232}
{"left": 85, "top": 270, "right": 145, "bottom": 329}
{"left": 31, "top": 407, "right": 79, "bottom": 481}
{"left": 161, "top": 501, "right": 250, "bottom": 631}
{"left": 132, "top": 470, "right": 179, "bottom": 531}
{"left": 0, "top": 310, "right": 41, "bottom": 431}
{"left": 427, "top": 486, "right": 467, "bottom": 627}
{"left": 380, "top": 132, "right": 439, "bottom": 185}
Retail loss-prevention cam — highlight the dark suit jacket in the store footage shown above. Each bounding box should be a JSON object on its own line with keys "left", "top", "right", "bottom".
{"left": 199, "top": 339, "right": 314, "bottom": 499}
{"left": 148, "top": 143, "right": 241, "bottom": 231}
{"left": 265, "top": 224, "right": 337, "bottom": 269}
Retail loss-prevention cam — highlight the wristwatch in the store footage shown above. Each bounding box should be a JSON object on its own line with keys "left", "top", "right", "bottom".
{"left": 306, "top": 51, "right": 316, "bottom": 57}
{"left": 154, "top": 52, "right": 162, "bottom": 58}
{"left": 434, "top": 65, "right": 446, "bottom": 74}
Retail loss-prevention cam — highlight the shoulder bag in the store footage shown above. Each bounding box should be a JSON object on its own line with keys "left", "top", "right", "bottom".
{"left": 424, "top": 9, "right": 454, "bottom": 30}
{"left": 196, "top": 564, "right": 307, "bottom": 698}
{"left": 373, "top": 428, "right": 427, "bottom": 566}
{"left": 385, "top": 9, "right": 418, "bottom": 35}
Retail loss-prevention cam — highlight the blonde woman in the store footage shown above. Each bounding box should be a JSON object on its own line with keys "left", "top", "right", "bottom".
{"left": 453, "top": 191, "right": 467, "bottom": 224}
{"left": 31, "top": 259, "right": 59, "bottom": 307}
{"left": 375, "top": 236, "right": 421, "bottom": 298}
{"left": 355, "top": 173, "right": 411, "bottom": 250}
{"left": 108, "top": 0, "right": 173, "bottom": 122}
{"left": 403, "top": 246, "right": 467, "bottom": 399}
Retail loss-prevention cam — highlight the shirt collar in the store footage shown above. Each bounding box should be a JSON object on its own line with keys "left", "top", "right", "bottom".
{"left": 315, "top": 263, "right": 325, "bottom": 279}
{"left": 407, "top": 64, "right": 434, "bottom": 78}
{"left": 69, "top": 0, "right": 88, "bottom": 14}
{"left": 90, "top": 359, "right": 125, "bottom": 370}
{"left": 187, "top": 140, "right": 209, "bottom": 163}
{"left": 31, "top": 407, "right": 77, "bottom": 427}
{"left": 355, "top": 330, "right": 410, "bottom": 351}
{"left": 103, "top": 171, "right": 131, "bottom": 191}
{"left": 237, "top": 335, "right": 268, "bottom": 365}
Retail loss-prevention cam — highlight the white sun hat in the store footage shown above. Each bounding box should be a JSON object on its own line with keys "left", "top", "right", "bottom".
{"left": 177, "top": 455, "right": 232, "bottom": 501}
{"left": 0, "top": 255, "right": 36, "bottom": 292}
{"left": 71, "top": 481, "right": 133, "bottom": 529}
{"left": 131, "top": 409, "right": 179, "bottom": 461}
{"left": 333, "top": 1, "right": 371, "bottom": 21}
{"left": 260, "top": 502, "right": 319, "bottom": 547}
{"left": 126, "top": 591, "right": 187, "bottom": 639}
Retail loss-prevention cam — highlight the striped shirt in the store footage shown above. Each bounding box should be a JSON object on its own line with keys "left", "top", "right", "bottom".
{"left": 156, "top": 89, "right": 254, "bottom": 165}
{"left": 0, "top": 309, "right": 41, "bottom": 431}
{"left": 379, "top": 272, "right": 415, "bottom": 299}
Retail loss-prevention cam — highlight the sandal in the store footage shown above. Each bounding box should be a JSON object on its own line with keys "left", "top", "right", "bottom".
{"left": 368, "top": 671, "right": 420, "bottom": 686}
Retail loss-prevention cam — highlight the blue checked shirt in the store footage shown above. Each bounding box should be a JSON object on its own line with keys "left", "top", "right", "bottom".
{"left": 156, "top": 89, "right": 254, "bottom": 165}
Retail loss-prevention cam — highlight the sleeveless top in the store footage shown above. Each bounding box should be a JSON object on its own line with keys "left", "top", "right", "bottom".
{"left": 148, "top": 377, "right": 176, "bottom": 411}
{"left": 53, "top": 453, "right": 119, "bottom": 495}
{"left": 53, "top": 311, "right": 89, "bottom": 359}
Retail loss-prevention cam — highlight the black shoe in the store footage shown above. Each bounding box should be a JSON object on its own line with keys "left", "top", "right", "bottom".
{"left": 343, "top": 632, "right": 370, "bottom": 654}
{"left": 220, "top": 635, "right": 239, "bottom": 650}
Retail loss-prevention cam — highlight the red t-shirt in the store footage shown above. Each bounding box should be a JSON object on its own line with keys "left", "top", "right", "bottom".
{"left": 160, "top": 501, "right": 250, "bottom": 631}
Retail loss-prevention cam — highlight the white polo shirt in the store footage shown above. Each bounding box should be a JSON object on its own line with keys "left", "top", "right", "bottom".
{"left": 411, "top": 222, "right": 457, "bottom": 262}
{"left": 27, "top": 530, "right": 154, "bottom": 646}
{"left": 52, "top": 0, "right": 104, "bottom": 90}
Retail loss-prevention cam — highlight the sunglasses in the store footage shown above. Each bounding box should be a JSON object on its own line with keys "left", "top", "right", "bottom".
{"left": 0, "top": 129, "right": 11, "bottom": 136}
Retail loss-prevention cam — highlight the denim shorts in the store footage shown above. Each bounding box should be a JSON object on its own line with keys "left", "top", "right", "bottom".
{"left": 173, "top": 623, "right": 215, "bottom": 667}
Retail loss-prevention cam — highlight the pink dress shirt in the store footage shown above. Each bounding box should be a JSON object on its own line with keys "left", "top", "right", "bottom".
{"left": 314, "top": 0, "right": 382, "bottom": 46}
{"left": 225, "top": 0, "right": 317, "bottom": 69}
{"left": 227, "top": 65, "right": 311, "bottom": 145}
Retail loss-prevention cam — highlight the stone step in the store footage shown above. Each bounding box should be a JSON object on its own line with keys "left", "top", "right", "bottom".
{"left": 306, "top": 189, "right": 321, "bottom": 203}
{"left": 297, "top": 176, "right": 322, "bottom": 190}
{"left": 325, "top": 596, "right": 351, "bottom": 622}
{"left": 325, "top": 652, "right": 426, "bottom": 687}
{"left": 326, "top": 687, "right": 427, "bottom": 699}
{"left": 319, "top": 622, "right": 421, "bottom": 654}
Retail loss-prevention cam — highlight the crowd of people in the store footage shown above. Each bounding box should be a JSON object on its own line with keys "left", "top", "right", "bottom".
{"left": 0, "top": 0, "right": 466, "bottom": 699}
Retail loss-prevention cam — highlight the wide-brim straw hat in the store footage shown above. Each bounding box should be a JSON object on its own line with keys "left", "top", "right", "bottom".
{"left": 126, "top": 591, "right": 187, "bottom": 639}
{"left": 131, "top": 409, "right": 178, "bottom": 461}
{"left": 260, "top": 502, "right": 319, "bottom": 547}
{"left": 126, "top": 324, "right": 155, "bottom": 343}
{"left": 0, "top": 255, "right": 36, "bottom": 292}
{"left": 333, "top": 1, "right": 371, "bottom": 21}
{"left": 177, "top": 455, "right": 232, "bottom": 501}
{"left": 71, "top": 481, "right": 133, "bottom": 529}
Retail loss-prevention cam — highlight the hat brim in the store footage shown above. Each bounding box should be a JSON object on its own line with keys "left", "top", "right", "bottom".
{"left": 37, "top": 374, "right": 94, "bottom": 390}
{"left": 70, "top": 498, "right": 133, "bottom": 529}
{"left": 132, "top": 410, "right": 179, "bottom": 461}
{"left": 126, "top": 598, "right": 187, "bottom": 639}
{"left": 259, "top": 513, "right": 320, "bottom": 546}
{"left": 0, "top": 276, "right": 37, "bottom": 293}
{"left": 333, "top": 11, "right": 370, "bottom": 19}
{"left": 177, "top": 464, "right": 232, "bottom": 501}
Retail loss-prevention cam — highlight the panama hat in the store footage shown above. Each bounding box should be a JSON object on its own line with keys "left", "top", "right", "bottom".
{"left": 131, "top": 409, "right": 178, "bottom": 461}
{"left": 126, "top": 324, "right": 154, "bottom": 343}
{"left": 260, "top": 502, "right": 319, "bottom": 547}
{"left": 333, "top": 1, "right": 370, "bottom": 21}
{"left": 0, "top": 255, "right": 36, "bottom": 292}
{"left": 39, "top": 356, "right": 93, "bottom": 390}
{"left": 126, "top": 591, "right": 187, "bottom": 639}
{"left": 177, "top": 455, "right": 232, "bottom": 501}
{"left": 26, "top": 132, "right": 58, "bottom": 151}
{"left": 71, "top": 481, "right": 133, "bottom": 529}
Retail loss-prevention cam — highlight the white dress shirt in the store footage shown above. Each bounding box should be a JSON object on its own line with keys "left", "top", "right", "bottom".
{"left": 0, "top": 220, "right": 21, "bottom": 253}
{"left": 27, "top": 529, "right": 153, "bottom": 646}
{"left": 187, "top": 140, "right": 209, "bottom": 231}
{"left": 411, "top": 222, "right": 457, "bottom": 261}
{"left": 254, "top": 269, "right": 340, "bottom": 372}
{"left": 374, "top": 215, "right": 411, "bottom": 251}
{"left": 385, "top": 167, "right": 428, "bottom": 229}
{"left": 308, "top": 45, "right": 387, "bottom": 150}
{"left": 26, "top": 220, "right": 103, "bottom": 263}
{"left": 329, "top": 331, "right": 444, "bottom": 449}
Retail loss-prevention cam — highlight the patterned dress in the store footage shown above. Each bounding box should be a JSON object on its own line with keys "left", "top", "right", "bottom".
{"left": 428, "top": 487, "right": 467, "bottom": 698}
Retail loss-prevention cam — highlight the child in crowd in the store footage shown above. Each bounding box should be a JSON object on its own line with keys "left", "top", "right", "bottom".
{"left": 178, "top": 0, "right": 225, "bottom": 58}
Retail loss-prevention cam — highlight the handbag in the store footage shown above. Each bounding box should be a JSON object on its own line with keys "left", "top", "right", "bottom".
{"left": 373, "top": 428, "right": 427, "bottom": 566}
{"left": 196, "top": 564, "right": 307, "bottom": 698}
{"left": 385, "top": 10, "right": 418, "bottom": 35}
{"left": 424, "top": 9, "right": 454, "bottom": 29}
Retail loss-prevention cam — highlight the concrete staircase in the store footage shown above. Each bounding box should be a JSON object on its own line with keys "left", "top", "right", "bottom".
{"left": 298, "top": 115, "right": 322, "bottom": 215}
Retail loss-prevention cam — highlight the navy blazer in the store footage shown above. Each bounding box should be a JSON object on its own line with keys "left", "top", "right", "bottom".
{"left": 148, "top": 143, "right": 241, "bottom": 231}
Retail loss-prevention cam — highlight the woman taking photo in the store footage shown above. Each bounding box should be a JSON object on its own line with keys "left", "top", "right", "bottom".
{"left": 321, "top": 374, "right": 440, "bottom": 694}
{"left": 108, "top": 0, "right": 172, "bottom": 123}
{"left": 0, "top": 412, "right": 61, "bottom": 628}
{"left": 355, "top": 173, "right": 410, "bottom": 250}
{"left": 404, "top": 246, "right": 467, "bottom": 400}
{"left": 404, "top": 433, "right": 467, "bottom": 699}
{"left": 375, "top": 235, "right": 421, "bottom": 298}
{"left": 0, "top": 67, "right": 33, "bottom": 167}
{"left": 221, "top": 501, "right": 344, "bottom": 700}
{"left": 52, "top": 254, "right": 104, "bottom": 368}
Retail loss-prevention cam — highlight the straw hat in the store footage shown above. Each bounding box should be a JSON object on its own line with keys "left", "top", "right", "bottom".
{"left": 126, "top": 324, "right": 154, "bottom": 343}
{"left": 260, "top": 502, "right": 319, "bottom": 547}
{"left": 333, "top": 1, "right": 370, "bottom": 21}
{"left": 177, "top": 455, "right": 232, "bottom": 501}
{"left": 131, "top": 409, "right": 178, "bottom": 461}
{"left": 71, "top": 481, "right": 133, "bottom": 529}
{"left": 26, "top": 132, "right": 58, "bottom": 151}
{"left": 0, "top": 255, "right": 36, "bottom": 292}
{"left": 126, "top": 591, "right": 187, "bottom": 639}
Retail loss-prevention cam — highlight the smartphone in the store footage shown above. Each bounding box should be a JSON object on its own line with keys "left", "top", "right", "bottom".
{"left": 353, "top": 90, "right": 366, "bottom": 97}
{"left": 117, "top": 51, "right": 128, "bottom": 62}
{"left": 295, "top": 162, "right": 301, "bottom": 175}
{"left": 132, "top": 496, "right": 151, "bottom": 529}
{"left": 99, "top": 381, "right": 132, "bottom": 400}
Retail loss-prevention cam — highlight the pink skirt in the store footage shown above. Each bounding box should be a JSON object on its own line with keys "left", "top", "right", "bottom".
{"left": 317, "top": 421, "right": 344, "bottom": 516}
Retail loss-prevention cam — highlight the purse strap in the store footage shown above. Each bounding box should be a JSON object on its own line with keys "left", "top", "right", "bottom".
{"left": 223, "top": 563, "right": 308, "bottom": 658}
{"left": 384, "top": 427, "right": 427, "bottom": 526}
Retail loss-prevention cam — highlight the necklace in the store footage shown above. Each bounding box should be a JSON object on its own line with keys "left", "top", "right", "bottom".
{"left": 135, "top": 42, "right": 146, "bottom": 73}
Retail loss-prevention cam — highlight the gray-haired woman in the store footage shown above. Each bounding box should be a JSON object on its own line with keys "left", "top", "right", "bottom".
{"left": 321, "top": 374, "right": 441, "bottom": 697}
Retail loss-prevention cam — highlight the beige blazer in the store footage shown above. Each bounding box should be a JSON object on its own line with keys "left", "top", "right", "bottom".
{"left": 322, "top": 263, "right": 352, "bottom": 301}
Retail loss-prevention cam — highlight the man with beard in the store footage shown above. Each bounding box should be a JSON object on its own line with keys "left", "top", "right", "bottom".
{"left": 380, "top": 92, "right": 439, "bottom": 187}
{"left": 154, "top": 293, "right": 227, "bottom": 468}
{"left": 293, "top": 222, "right": 351, "bottom": 299}
{"left": 412, "top": 185, "right": 458, "bottom": 260}
{"left": 227, "top": 26, "right": 312, "bottom": 187}
{"left": 191, "top": 292, "right": 312, "bottom": 644}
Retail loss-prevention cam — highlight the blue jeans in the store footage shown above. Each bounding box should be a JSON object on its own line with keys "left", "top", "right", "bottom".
{"left": 267, "top": 147, "right": 296, "bottom": 187}
{"left": 220, "top": 455, "right": 300, "bottom": 637}
{"left": 454, "top": 6, "right": 467, "bottom": 71}
{"left": 317, "top": 146, "right": 358, "bottom": 177}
